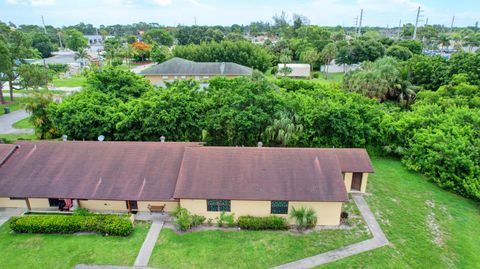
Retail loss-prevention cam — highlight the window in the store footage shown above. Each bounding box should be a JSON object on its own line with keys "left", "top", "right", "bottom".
{"left": 181, "top": 75, "right": 186, "bottom": 79}
{"left": 207, "top": 199, "right": 231, "bottom": 212}
{"left": 203, "top": 76, "right": 209, "bottom": 79}
{"left": 9, "top": 197, "right": 26, "bottom": 200}
{"left": 162, "top": 76, "right": 169, "bottom": 79}
{"left": 271, "top": 201, "right": 289, "bottom": 214}
{"left": 48, "top": 198, "right": 61, "bottom": 207}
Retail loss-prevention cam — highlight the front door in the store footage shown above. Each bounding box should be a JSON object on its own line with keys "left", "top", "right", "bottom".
{"left": 351, "top": 173, "right": 363, "bottom": 191}
{"left": 127, "top": 200, "right": 138, "bottom": 213}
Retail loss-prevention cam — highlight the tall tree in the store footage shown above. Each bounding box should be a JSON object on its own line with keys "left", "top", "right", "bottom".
{"left": 299, "top": 49, "right": 319, "bottom": 78}
{"left": 64, "top": 29, "right": 88, "bottom": 52}
{"left": 320, "top": 43, "right": 337, "bottom": 78}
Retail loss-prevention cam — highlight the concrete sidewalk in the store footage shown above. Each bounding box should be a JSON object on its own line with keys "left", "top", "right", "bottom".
{"left": 134, "top": 221, "right": 164, "bottom": 267}
{"left": 272, "top": 194, "right": 388, "bottom": 269}
{"left": 0, "top": 109, "right": 33, "bottom": 134}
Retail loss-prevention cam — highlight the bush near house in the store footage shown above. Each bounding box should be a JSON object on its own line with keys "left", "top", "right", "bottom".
{"left": 172, "top": 207, "right": 205, "bottom": 231}
{"left": 9, "top": 215, "right": 133, "bottom": 236}
{"left": 237, "top": 216, "right": 288, "bottom": 230}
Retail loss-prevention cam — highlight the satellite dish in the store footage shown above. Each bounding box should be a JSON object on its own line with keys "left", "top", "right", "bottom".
{"left": 98, "top": 135, "right": 105, "bottom": 142}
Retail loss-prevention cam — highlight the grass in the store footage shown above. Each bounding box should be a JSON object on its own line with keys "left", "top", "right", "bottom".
{"left": 2, "top": 89, "right": 66, "bottom": 95}
{"left": 0, "top": 97, "right": 25, "bottom": 116}
{"left": 12, "top": 117, "right": 33, "bottom": 129}
{"left": 148, "top": 199, "right": 370, "bottom": 269}
{"left": 0, "top": 221, "right": 150, "bottom": 269}
{"left": 0, "top": 133, "right": 37, "bottom": 143}
{"left": 319, "top": 158, "right": 480, "bottom": 269}
{"left": 52, "top": 76, "right": 87, "bottom": 87}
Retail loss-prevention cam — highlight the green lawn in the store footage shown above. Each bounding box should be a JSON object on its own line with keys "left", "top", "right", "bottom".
{"left": 148, "top": 199, "right": 370, "bottom": 269}
{"left": 0, "top": 221, "right": 150, "bottom": 269}
{"left": 52, "top": 76, "right": 87, "bottom": 87}
{"left": 0, "top": 97, "right": 25, "bottom": 116}
{"left": 319, "top": 158, "right": 480, "bottom": 269}
{"left": 0, "top": 133, "right": 37, "bottom": 143}
{"left": 12, "top": 117, "right": 33, "bottom": 129}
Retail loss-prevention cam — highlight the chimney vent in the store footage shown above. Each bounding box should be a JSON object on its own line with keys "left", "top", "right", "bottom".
{"left": 160, "top": 136, "right": 166, "bottom": 142}
{"left": 97, "top": 135, "right": 105, "bottom": 142}
{"left": 62, "top": 135, "right": 68, "bottom": 141}
{"left": 257, "top": 141, "right": 263, "bottom": 147}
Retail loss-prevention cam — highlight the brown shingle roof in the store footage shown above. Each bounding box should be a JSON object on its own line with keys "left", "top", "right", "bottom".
{"left": 173, "top": 147, "right": 355, "bottom": 202}
{"left": 0, "top": 142, "right": 373, "bottom": 202}
{"left": 0, "top": 141, "right": 201, "bottom": 201}
{"left": 335, "top": 148, "right": 374, "bottom": 173}
{"left": 0, "top": 144, "right": 17, "bottom": 167}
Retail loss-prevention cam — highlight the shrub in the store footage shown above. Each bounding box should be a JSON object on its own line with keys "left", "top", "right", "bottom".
{"left": 191, "top": 215, "right": 206, "bottom": 226}
{"left": 72, "top": 208, "right": 95, "bottom": 216}
{"left": 173, "top": 207, "right": 205, "bottom": 231}
{"left": 9, "top": 215, "right": 133, "bottom": 236}
{"left": 289, "top": 207, "right": 317, "bottom": 230}
{"left": 217, "top": 212, "right": 235, "bottom": 227}
{"left": 48, "top": 63, "right": 69, "bottom": 73}
{"left": 237, "top": 215, "right": 288, "bottom": 230}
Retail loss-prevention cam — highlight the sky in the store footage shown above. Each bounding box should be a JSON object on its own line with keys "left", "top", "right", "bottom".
{"left": 1, "top": 0, "right": 479, "bottom": 28}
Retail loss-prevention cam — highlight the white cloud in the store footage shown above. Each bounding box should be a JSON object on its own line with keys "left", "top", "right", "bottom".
{"left": 5, "top": 0, "right": 56, "bottom": 5}
{"left": 151, "top": 0, "right": 172, "bottom": 6}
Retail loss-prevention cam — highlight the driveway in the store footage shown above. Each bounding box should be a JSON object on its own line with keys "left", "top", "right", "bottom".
{"left": 131, "top": 63, "right": 156, "bottom": 74}
{"left": 0, "top": 109, "right": 34, "bottom": 134}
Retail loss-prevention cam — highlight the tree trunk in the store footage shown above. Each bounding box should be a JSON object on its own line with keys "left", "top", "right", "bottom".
{"left": 0, "top": 81, "right": 5, "bottom": 104}
{"left": 8, "top": 79, "right": 14, "bottom": 102}
{"left": 324, "top": 62, "right": 329, "bottom": 79}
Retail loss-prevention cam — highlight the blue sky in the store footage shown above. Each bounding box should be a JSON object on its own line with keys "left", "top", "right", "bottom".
{"left": 1, "top": 0, "right": 479, "bottom": 27}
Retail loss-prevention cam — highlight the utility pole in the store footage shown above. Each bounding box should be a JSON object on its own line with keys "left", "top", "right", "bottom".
{"left": 450, "top": 16, "right": 455, "bottom": 31}
{"left": 357, "top": 9, "right": 363, "bottom": 37}
{"left": 194, "top": 16, "right": 197, "bottom": 26}
{"left": 475, "top": 21, "right": 479, "bottom": 32}
{"left": 354, "top": 16, "right": 358, "bottom": 38}
{"left": 398, "top": 19, "right": 402, "bottom": 40}
{"left": 425, "top": 18, "right": 428, "bottom": 26}
{"left": 41, "top": 15, "right": 47, "bottom": 34}
{"left": 413, "top": 6, "right": 422, "bottom": 40}
{"left": 57, "top": 32, "right": 63, "bottom": 49}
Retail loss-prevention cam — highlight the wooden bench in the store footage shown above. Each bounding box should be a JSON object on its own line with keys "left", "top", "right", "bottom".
{"left": 147, "top": 204, "right": 165, "bottom": 214}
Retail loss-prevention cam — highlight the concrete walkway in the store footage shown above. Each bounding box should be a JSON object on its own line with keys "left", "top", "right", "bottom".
{"left": 0, "top": 109, "right": 33, "bottom": 134}
{"left": 134, "top": 221, "right": 164, "bottom": 268}
{"left": 272, "top": 194, "right": 388, "bottom": 269}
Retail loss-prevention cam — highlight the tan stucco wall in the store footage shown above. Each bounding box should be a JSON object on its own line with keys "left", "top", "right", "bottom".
{"left": 137, "top": 201, "right": 179, "bottom": 212}
{"left": 79, "top": 200, "right": 127, "bottom": 212}
{"left": 361, "top": 173, "right": 369, "bottom": 193}
{"left": 343, "top": 173, "right": 352, "bottom": 192}
{"left": 180, "top": 199, "right": 342, "bottom": 226}
{"left": 29, "top": 198, "right": 53, "bottom": 209}
{"left": 0, "top": 197, "right": 28, "bottom": 208}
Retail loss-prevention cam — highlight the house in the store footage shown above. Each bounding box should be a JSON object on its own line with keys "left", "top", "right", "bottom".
{"left": 0, "top": 141, "right": 373, "bottom": 226}
{"left": 277, "top": 63, "right": 311, "bottom": 78}
{"left": 140, "top": 57, "right": 253, "bottom": 85}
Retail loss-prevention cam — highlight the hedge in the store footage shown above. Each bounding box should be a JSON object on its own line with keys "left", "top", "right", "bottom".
{"left": 9, "top": 215, "right": 133, "bottom": 236}
{"left": 237, "top": 215, "right": 288, "bottom": 230}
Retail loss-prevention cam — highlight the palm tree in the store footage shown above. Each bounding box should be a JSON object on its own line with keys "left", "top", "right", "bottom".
{"left": 264, "top": 112, "right": 303, "bottom": 147}
{"left": 290, "top": 206, "right": 317, "bottom": 230}
{"left": 278, "top": 49, "right": 292, "bottom": 77}
{"left": 74, "top": 49, "right": 88, "bottom": 68}
{"left": 321, "top": 43, "right": 338, "bottom": 79}
{"left": 438, "top": 34, "right": 451, "bottom": 50}
{"left": 300, "top": 49, "right": 319, "bottom": 79}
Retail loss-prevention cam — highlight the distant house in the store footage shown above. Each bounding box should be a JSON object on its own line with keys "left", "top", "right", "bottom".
{"left": 278, "top": 63, "right": 311, "bottom": 78}
{"left": 0, "top": 141, "right": 373, "bottom": 226}
{"left": 140, "top": 57, "right": 253, "bottom": 85}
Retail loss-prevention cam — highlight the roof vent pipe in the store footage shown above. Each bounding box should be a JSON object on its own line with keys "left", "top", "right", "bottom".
{"left": 160, "top": 136, "right": 166, "bottom": 142}
{"left": 257, "top": 141, "right": 263, "bottom": 147}
{"left": 62, "top": 135, "right": 68, "bottom": 141}
{"left": 97, "top": 135, "right": 105, "bottom": 142}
